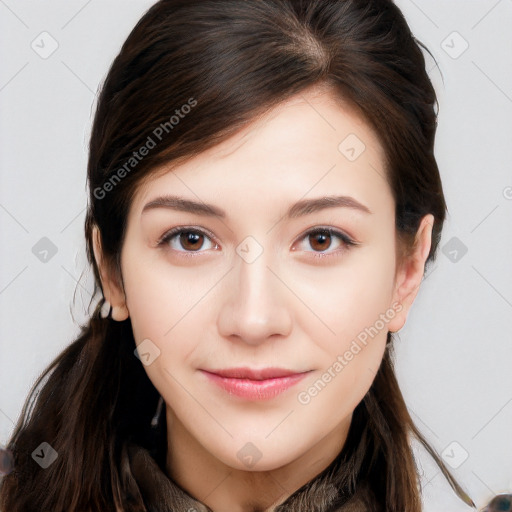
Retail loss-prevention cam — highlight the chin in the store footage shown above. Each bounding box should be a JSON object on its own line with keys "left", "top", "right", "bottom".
{"left": 211, "top": 435, "right": 304, "bottom": 473}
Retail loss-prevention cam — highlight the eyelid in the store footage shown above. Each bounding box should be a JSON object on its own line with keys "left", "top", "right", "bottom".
{"left": 296, "top": 225, "right": 358, "bottom": 244}
{"left": 157, "top": 225, "right": 217, "bottom": 245}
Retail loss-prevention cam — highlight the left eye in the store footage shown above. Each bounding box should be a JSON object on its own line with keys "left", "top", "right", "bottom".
{"left": 294, "top": 228, "right": 356, "bottom": 255}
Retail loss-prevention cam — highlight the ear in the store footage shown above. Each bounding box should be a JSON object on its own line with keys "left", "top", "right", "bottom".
{"left": 92, "top": 225, "right": 129, "bottom": 321}
{"left": 387, "top": 214, "right": 434, "bottom": 333}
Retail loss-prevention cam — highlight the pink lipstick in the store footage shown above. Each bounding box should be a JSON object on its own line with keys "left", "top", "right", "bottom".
{"left": 200, "top": 367, "right": 310, "bottom": 401}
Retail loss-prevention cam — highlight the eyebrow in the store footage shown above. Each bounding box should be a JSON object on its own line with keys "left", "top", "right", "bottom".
{"left": 141, "top": 194, "right": 373, "bottom": 218}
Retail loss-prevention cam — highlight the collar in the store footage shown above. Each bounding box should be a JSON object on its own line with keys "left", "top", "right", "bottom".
{"left": 127, "top": 443, "right": 381, "bottom": 512}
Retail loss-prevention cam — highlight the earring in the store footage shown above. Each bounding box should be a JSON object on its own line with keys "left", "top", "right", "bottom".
{"left": 150, "top": 396, "right": 164, "bottom": 428}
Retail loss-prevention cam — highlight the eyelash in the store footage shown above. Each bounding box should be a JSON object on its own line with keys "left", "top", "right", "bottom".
{"left": 156, "top": 226, "right": 359, "bottom": 260}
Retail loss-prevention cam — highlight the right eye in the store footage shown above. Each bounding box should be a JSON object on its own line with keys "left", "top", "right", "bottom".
{"left": 157, "top": 226, "right": 219, "bottom": 256}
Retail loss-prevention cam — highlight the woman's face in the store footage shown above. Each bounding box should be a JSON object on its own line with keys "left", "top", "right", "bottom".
{"left": 108, "top": 87, "right": 423, "bottom": 472}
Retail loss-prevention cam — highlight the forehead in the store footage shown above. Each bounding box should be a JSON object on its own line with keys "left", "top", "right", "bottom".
{"left": 130, "top": 87, "right": 391, "bottom": 219}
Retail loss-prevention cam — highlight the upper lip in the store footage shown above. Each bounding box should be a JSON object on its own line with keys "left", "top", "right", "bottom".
{"left": 202, "top": 367, "right": 308, "bottom": 380}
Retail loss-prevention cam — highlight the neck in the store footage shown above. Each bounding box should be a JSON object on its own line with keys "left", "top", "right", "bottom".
{"left": 165, "top": 406, "right": 353, "bottom": 512}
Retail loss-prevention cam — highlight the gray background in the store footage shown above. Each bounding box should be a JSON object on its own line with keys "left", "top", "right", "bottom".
{"left": 1, "top": 1, "right": 511, "bottom": 510}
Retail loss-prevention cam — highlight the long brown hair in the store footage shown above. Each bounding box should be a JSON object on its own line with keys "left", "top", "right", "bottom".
{"left": 0, "top": 1, "right": 475, "bottom": 510}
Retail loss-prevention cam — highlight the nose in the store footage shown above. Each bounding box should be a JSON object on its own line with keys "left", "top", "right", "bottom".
{"left": 216, "top": 248, "right": 293, "bottom": 346}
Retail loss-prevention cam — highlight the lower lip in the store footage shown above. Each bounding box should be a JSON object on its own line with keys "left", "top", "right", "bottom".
{"left": 200, "top": 370, "right": 309, "bottom": 401}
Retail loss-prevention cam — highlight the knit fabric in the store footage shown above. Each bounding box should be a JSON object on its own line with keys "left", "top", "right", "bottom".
{"left": 127, "top": 443, "right": 382, "bottom": 512}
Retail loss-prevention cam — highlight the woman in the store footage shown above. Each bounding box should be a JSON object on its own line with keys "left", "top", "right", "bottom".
{"left": 0, "top": 0, "right": 476, "bottom": 510}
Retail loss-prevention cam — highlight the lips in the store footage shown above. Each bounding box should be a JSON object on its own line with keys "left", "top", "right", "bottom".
{"left": 205, "top": 367, "right": 305, "bottom": 380}
{"left": 200, "top": 367, "right": 311, "bottom": 400}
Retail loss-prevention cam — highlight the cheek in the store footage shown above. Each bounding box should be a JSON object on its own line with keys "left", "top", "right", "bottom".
{"left": 123, "top": 268, "right": 170, "bottom": 346}
{"left": 292, "top": 243, "right": 395, "bottom": 409}
{"left": 123, "top": 248, "right": 203, "bottom": 341}
{"left": 293, "top": 241, "right": 397, "bottom": 351}
{"left": 297, "top": 337, "right": 386, "bottom": 431}
{"left": 122, "top": 262, "right": 204, "bottom": 407}
{"left": 121, "top": 250, "right": 218, "bottom": 382}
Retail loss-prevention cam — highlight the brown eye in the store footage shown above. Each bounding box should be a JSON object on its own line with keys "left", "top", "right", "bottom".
{"left": 298, "top": 228, "right": 355, "bottom": 254}
{"left": 308, "top": 230, "right": 334, "bottom": 252}
{"left": 159, "top": 227, "right": 217, "bottom": 254}
{"left": 179, "top": 231, "right": 204, "bottom": 251}
{"left": 291, "top": 227, "right": 359, "bottom": 261}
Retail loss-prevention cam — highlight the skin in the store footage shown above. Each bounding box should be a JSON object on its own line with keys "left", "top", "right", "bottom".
{"left": 93, "top": 85, "right": 433, "bottom": 512}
